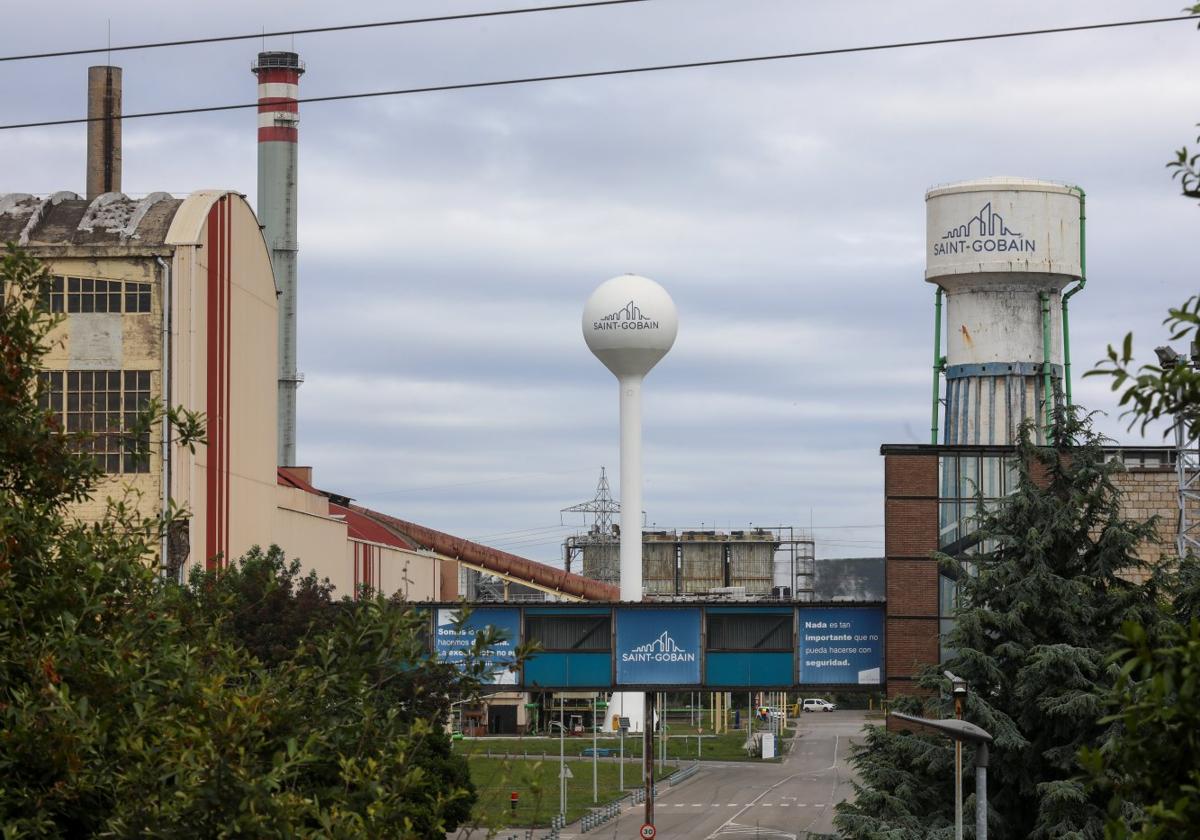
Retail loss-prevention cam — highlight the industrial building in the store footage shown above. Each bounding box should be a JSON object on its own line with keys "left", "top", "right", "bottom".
{"left": 11, "top": 59, "right": 1194, "bottom": 734}
{"left": 881, "top": 177, "right": 1197, "bottom": 698}
{"left": 562, "top": 470, "right": 817, "bottom": 599}
{"left": 7, "top": 59, "right": 616, "bottom": 612}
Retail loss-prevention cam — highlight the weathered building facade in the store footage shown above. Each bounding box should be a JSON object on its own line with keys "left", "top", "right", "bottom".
{"left": 881, "top": 442, "right": 1180, "bottom": 698}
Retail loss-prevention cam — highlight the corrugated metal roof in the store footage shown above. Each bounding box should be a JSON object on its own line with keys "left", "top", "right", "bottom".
{"left": 274, "top": 468, "right": 619, "bottom": 601}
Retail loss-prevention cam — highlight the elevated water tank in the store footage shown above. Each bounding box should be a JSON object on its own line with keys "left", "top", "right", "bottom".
{"left": 926, "top": 177, "right": 1083, "bottom": 445}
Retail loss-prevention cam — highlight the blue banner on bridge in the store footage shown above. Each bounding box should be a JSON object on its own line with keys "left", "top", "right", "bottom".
{"left": 614, "top": 608, "right": 702, "bottom": 686}
{"left": 798, "top": 607, "right": 884, "bottom": 685}
{"left": 435, "top": 607, "right": 520, "bottom": 685}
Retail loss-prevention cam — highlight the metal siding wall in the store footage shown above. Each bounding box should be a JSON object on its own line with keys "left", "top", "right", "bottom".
{"left": 705, "top": 652, "right": 794, "bottom": 687}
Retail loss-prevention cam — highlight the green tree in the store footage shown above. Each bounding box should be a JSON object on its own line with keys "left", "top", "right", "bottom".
{"left": 835, "top": 412, "right": 1163, "bottom": 839}
{"left": 0, "top": 245, "right": 493, "bottom": 838}
{"left": 1075, "top": 31, "right": 1200, "bottom": 831}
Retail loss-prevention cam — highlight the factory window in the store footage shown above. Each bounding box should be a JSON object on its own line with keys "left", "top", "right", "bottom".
{"left": 938, "top": 453, "right": 1015, "bottom": 551}
{"left": 38, "top": 276, "right": 151, "bottom": 314}
{"left": 526, "top": 615, "right": 611, "bottom": 651}
{"left": 37, "top": 369, "right": 153, "bottom": 474}
{"left": 706, "top": 613, "right": 791, "bottom": 651}
{"left": 938, "top": 574, "right": 961, "bottom": 662}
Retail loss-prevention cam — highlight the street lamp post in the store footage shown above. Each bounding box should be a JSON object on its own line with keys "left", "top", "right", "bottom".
{"left": 944, "top": 671, "right": 968, "bottom": 840}
{"left": 559, "top": 692, "right": 566, "bottom": 818}
{"left": 892, "top": 712, "right": 993, "bottom": 840}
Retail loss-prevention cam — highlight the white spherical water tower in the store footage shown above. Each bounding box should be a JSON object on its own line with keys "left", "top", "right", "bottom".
{"left": 582, "top": 274, "right": 679, "bottom": 601}
{"left": 926, "top": 178, "right": 1085, "bottom": 445}
{"left": 583, "top": 275, "right": 677, "bottom": 745}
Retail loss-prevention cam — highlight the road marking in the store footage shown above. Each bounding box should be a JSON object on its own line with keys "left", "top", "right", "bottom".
{"left": 691, "top": 803, "right": 702, "bottom": 807}
{"left": 763, "top": 803, "right": 773, "bottom": 807}
{"left": 705, "top": 772, "right": 802, "bottom": 839}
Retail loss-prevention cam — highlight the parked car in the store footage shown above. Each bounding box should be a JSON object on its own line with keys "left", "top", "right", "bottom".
{"left": 802, "top": 698, "right": 836, "bottom": 712}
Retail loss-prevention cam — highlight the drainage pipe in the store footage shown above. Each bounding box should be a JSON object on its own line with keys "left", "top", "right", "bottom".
{"left": 1040, "top": 292, "right": 1053, "bottom": 437}
{"left": 931, "top": 286, "right": 944, "bottom": 444}
{"left": 156, "top": 256, "right": 172, "bottom": 578}
{"left": 1061, "top": 186, "right": 1087, "bottom": 405}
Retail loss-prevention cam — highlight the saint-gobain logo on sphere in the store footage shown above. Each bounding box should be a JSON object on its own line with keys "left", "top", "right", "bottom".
{"left": 620, "top": 630, "right": 696, "bottom": 663}
{"left": 933, "top": 201, "right": 1036, "bottom": 257}
{"left": 593, "top": 300, "right": 660, "bottom": 331}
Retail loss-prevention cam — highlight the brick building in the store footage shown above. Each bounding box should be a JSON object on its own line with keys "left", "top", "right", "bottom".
{"left": 881, "top": 443, "right": 1179, "bottom": 698}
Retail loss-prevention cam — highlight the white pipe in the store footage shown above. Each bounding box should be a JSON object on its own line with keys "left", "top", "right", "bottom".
{"left": 156, "top": 256, "right": 171, "bottom": 579}
{"left": 618, "top": 374, "right": 643, "bottom": 601}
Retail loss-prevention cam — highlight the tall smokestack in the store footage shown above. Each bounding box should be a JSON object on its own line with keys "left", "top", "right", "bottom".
{"left": 252, "top": 51, "right": 304, "bottom": 467}
{"left": 86, "top": 66, "right": 122, "bottom": 199}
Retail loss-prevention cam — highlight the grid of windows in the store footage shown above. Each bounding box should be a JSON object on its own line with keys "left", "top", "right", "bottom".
{"left": 38, "top": 370, "right": 153, "bottom": 473}
{"left": 39, "top": 276, "right": 152, "bottom": 314}
{"left": 938, "top": 453, "right": 1018, "bottom": 550}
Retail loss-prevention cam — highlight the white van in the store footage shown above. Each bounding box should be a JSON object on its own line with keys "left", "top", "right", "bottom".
{"left": 802, "top": 699, "right": 836, "bottom": 712}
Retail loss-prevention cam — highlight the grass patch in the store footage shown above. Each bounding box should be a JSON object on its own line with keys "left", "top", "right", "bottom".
{"left": 464, "top": 756, "right": 671, "bottom": 829}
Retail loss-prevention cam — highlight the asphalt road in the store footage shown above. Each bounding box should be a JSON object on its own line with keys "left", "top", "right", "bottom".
{"left": 568, "top": 710, "right": 871, "bottom": 840}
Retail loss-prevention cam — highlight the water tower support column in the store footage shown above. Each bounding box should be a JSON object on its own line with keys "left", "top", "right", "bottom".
{"left": 619, "top": 375, "right": 644, "bottom": 601}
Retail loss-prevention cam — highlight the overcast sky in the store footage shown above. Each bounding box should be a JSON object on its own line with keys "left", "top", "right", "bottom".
{"left": 3, "top": 1, "right": 1197, "bottom": 567}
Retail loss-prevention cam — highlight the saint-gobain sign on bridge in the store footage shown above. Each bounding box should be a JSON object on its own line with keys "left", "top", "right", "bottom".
{"left": 423, "top": 602, "right": 885, "bottom": 690}
{"left": 615, "top": 608, "right": 702, "bottom": 685}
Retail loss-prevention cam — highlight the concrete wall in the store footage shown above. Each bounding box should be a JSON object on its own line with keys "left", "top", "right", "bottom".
{"left": 167, "top": 192, "right": 279, "bottom": 574}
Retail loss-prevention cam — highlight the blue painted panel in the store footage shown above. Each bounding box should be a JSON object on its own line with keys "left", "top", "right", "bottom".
{"left": 434, "top": 607, "right": 521, "bottom": 685}
{"left": 798, "top": 607, "right": 884, "bottom": 685}
{"left": 524, "top": 652, "right": 612, "bottom": 688}
{"left": 615, "top": 608, "right": 702, "bottom": 685}
{"left": 706, "top": 652, "right": 794, "bottom": 687}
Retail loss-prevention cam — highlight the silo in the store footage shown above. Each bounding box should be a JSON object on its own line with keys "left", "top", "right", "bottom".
{"left": 926, "top": 178, "right": 1084, "bottom": 445}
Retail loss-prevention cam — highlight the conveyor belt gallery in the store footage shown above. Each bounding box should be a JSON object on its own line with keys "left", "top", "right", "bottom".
{"left": 420, "top": 602, "right": 885, "bottom": 691}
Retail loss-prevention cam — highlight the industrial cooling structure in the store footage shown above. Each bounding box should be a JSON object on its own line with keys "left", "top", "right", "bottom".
{"left": 926, "top": 178, "right": 1086, "bottom": 446}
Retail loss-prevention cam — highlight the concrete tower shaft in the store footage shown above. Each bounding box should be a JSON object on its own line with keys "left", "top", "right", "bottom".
{"left": 86, "top": 66, "right": 122, "bottom": 199}
{"left": 252, "top": 51, "right": 304, "bottom": 467}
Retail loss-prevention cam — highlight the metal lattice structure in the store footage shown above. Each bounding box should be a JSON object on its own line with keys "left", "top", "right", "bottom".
{"left": 561, "top": 468, "right": 621, "bottom": 586}
{"left": 1175, "top": 422, "right": 1200, "bottom": 558}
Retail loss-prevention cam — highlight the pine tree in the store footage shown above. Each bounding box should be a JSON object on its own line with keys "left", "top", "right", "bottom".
{"left": 835, "top": 410, "right": 1163, "bottom": 839}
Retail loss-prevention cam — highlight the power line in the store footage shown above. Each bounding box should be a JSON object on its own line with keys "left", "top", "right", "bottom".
{"left": 0, "top": 13, "right": 1194, "bottom": 133}
{"left": 358, "top": 467, "right": 593, "bottom": 496}
{"left": 0, "top": 0, "right": 652, "bottom": 64}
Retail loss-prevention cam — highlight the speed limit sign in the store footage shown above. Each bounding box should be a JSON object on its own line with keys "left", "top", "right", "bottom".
{"left": 640, "top": 824, "right": 656, "bottom": 839}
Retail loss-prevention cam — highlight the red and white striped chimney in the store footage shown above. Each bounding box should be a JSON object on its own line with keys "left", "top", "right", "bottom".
{"left": 252, "top": 51, "right": 304, "bottom": 466}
